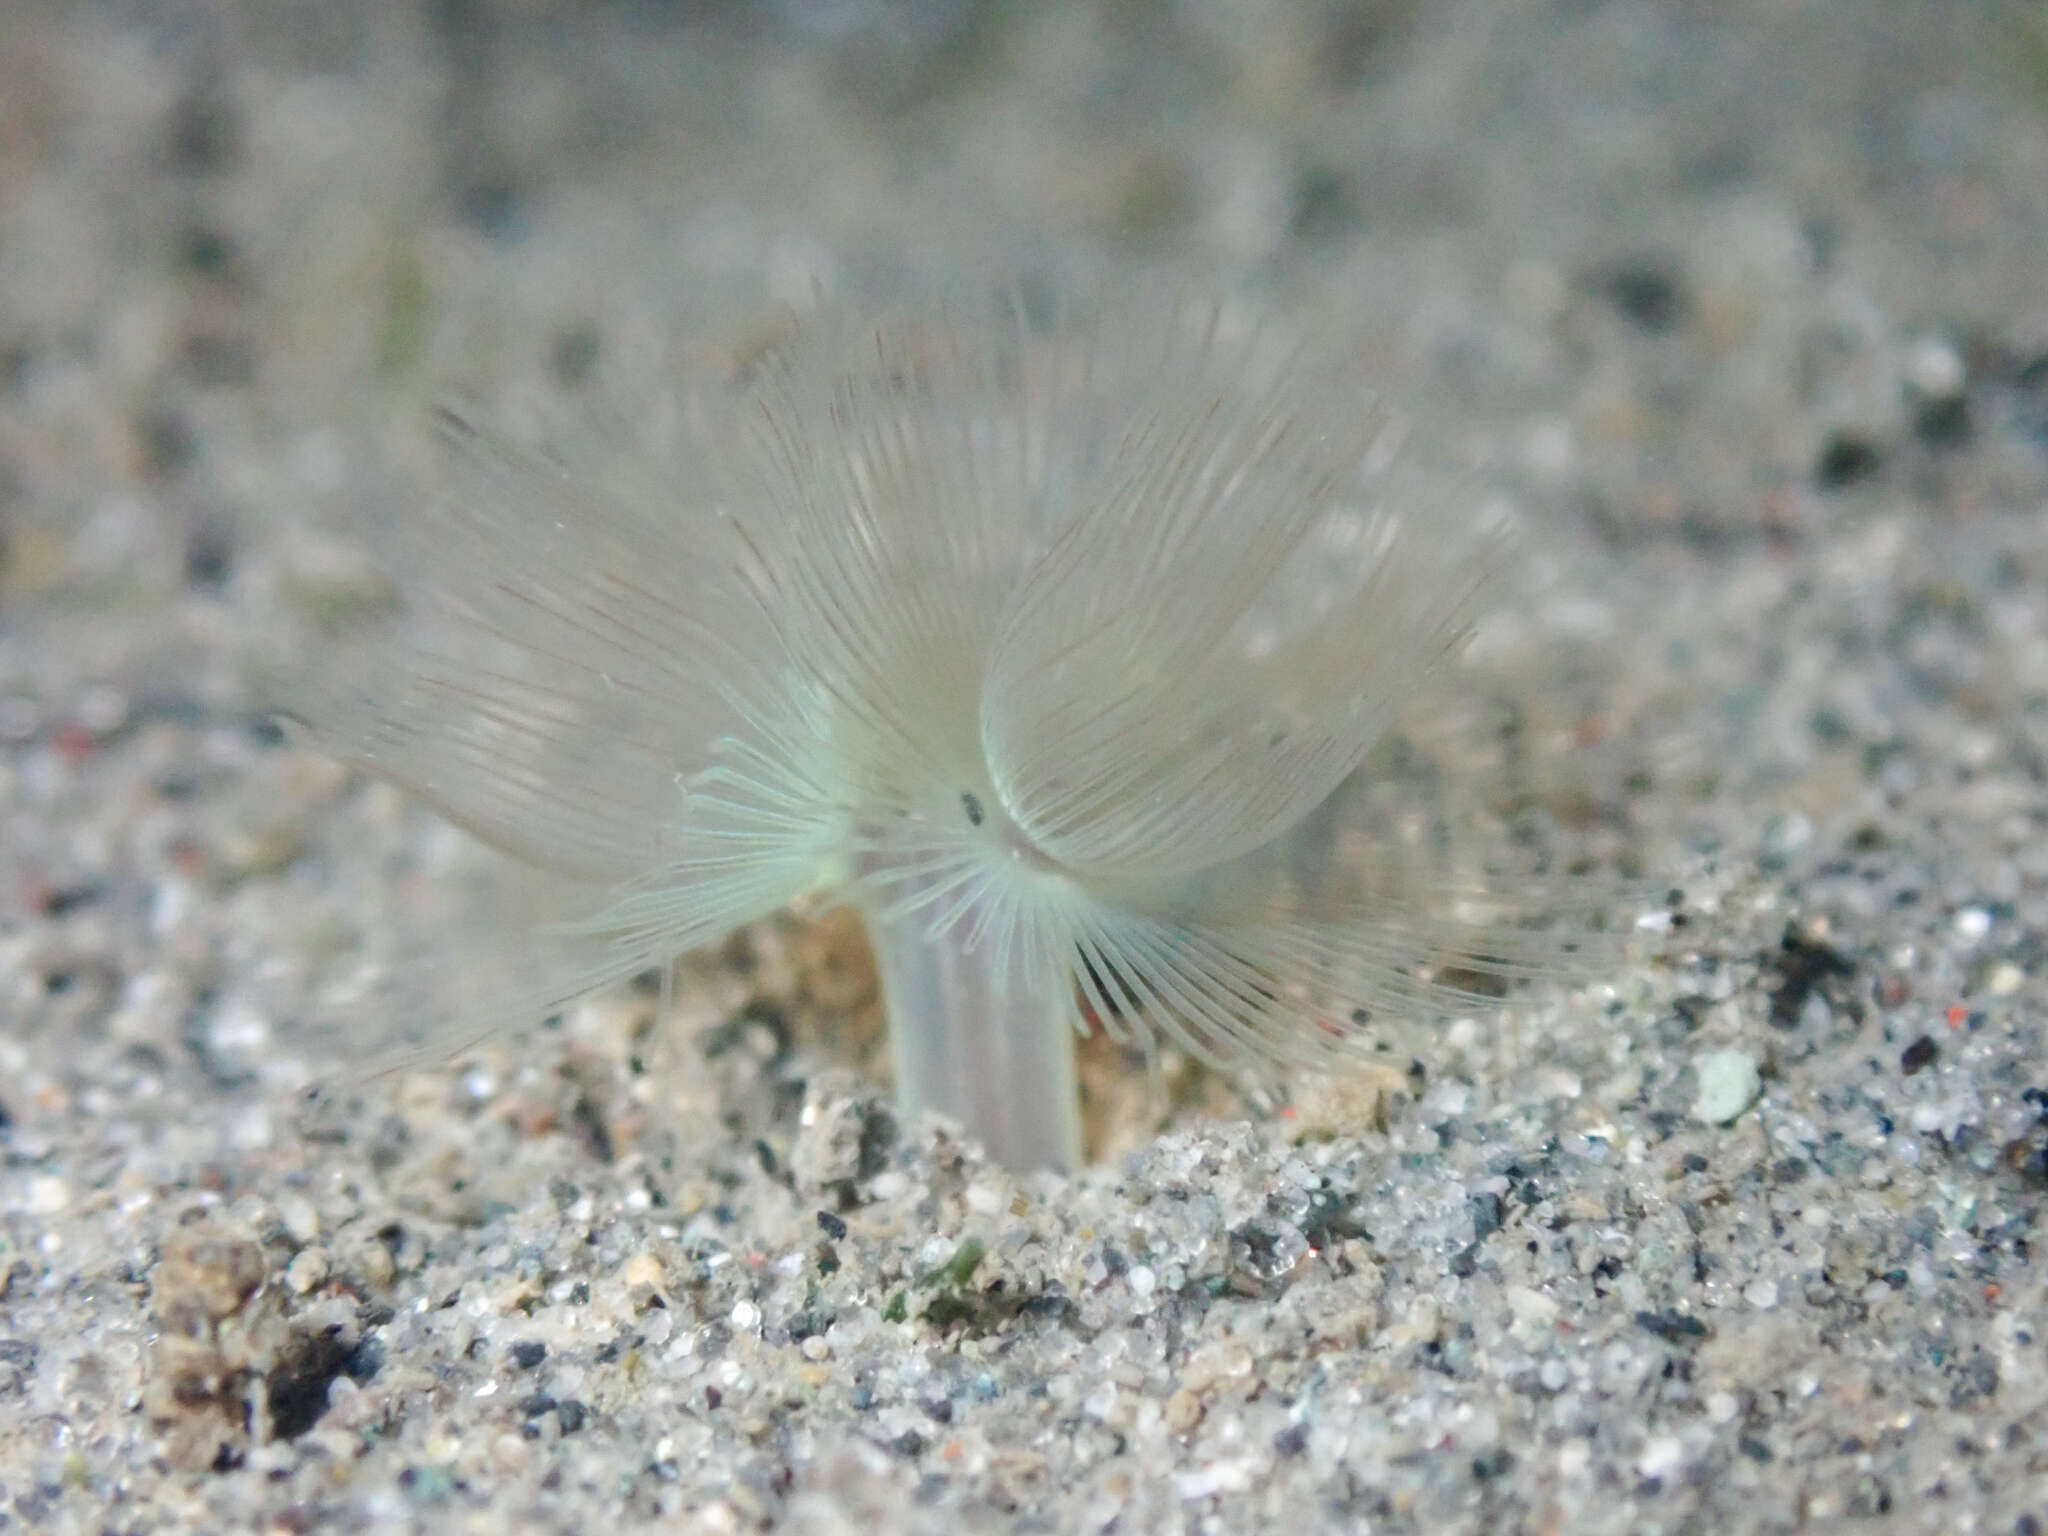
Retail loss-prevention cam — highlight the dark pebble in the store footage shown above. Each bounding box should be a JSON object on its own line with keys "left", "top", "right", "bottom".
{"left": 1901, "top": 1036, "right": 1939, "bottom": 1075}
{"left": 1472, "top": 1193, "right": 1505, "bottom": 1243}
{"left": 460, "top": 173, "right": 521, "bottom": 237}
{"left": 185, "top": 522, "right": 235, "bottom": 590}
{"left": 168, "top": 89, "right": 239, "bottom": 174}
{"left": 1815, "top": 433, "right": 1883, "bottom": 488}
{"left": 1605, "top": 259, "right": 1688, "bottom": 332}
{"left": 1913, "top": 394, "right": 1971, "bottom": 449}
{"left": 1635, "top": 1308, "right": 1710, "bottom": 1342}
{"left": 1472, "top": 1449, "right": 1517, "bottom": 1480}
{"left": 550, "top": 323, "right": 600, "bottom": 387}
{"left": 180, "top": 223, "right": 236, "bottom": 275}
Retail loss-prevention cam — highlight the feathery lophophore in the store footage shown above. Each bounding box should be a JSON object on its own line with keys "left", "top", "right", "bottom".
{"left": 294, "top": 291, "right": 1641, "bottom": 1170}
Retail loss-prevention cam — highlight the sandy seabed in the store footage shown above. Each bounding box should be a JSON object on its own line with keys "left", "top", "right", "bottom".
{"left": 3, "top": 2, "right": 2048, "bottom": 1531}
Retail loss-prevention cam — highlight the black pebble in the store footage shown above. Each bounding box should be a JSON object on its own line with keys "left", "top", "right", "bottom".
{"left": 1605, "top": 260, "right": 1688, "bottom": 333}
{"left": 168, "top": 89, "right": 238, "bottom": 174}
{"left": 1815, "top": 433, "right": 1883, "bottom": 488}
{"left": 1913, "top": 394, "right": 1971, "bottom": 449}
{"left": 185, "top": 523, "right": 235, "bottom": 590}
{"left": 1634, "top": 1308, "right": 1709, "bottom": 1342}
{"left": 1471, "top": 1193, "right": 1505, "bottom": 1243}
{"left": 180, "top": 223, "right": 235, "bottom": 275}
{"left": 460, "top": 173, "right": 521, "bottom": 237}
{"left": 550, "top": 324, "right": 600, "bottom": 387}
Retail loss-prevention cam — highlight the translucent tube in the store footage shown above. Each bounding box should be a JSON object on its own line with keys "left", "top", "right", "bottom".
{"left": 861, "top": 889, "right": 1081, "bottom": 1173}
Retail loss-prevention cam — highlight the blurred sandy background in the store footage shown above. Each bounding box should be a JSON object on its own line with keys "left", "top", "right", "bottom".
{"left": 4, "top": 3, "right": 2048, "bottom": 1532}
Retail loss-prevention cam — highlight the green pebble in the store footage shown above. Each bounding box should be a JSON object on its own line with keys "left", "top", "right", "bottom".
{"left": 1692, "top": 1049, "right": 1761, "bottom": 1125}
